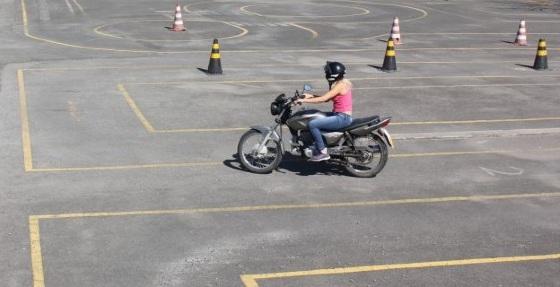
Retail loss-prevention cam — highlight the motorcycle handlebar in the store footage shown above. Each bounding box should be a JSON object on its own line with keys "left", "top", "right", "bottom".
{"left": 286, "top": 90, "right": 306, "bottom": 107}
{"left": 292, "top": 90, "right": 306, "bottom": 101}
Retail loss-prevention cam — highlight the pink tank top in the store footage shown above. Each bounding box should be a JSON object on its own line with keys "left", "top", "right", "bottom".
{"left": 332, "top": 89, "right": 352, "bottom": 113}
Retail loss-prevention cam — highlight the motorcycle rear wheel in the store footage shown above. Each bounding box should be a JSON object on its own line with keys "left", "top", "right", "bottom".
{"left": 345, "top": 133, "right": 388, "bottom": 178}
{"left": 238, "top": 129, "right": 283, "bottom": 174}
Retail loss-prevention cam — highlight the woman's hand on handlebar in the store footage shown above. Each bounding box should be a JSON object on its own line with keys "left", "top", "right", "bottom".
{"left": 295, "top": 93, "right": 312, "bottom": 104}
{"left": 294, "top": 93, "right": 317, "bottom": 105}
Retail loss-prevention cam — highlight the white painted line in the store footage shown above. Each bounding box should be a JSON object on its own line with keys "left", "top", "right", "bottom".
{"left": 288, "top": 23, "right": 319, "bottom": 39}
{"left": 64, "top": 0, "right": 75, "bottom": 14}
{"left": 71, "top": 0, "right": 84, "bottom": 14}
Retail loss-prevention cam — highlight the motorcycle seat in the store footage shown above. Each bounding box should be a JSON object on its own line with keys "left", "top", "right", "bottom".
{"left": 340, "top": 115, "right": 380, "bottom": 131}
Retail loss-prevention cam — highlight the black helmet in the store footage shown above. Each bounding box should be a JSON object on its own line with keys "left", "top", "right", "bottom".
{"left": 324, "top": 61, "right": 346, "bottom": 83}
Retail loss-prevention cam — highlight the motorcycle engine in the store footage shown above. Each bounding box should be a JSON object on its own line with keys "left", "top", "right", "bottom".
{"left": 299, "top": 131, "right": 314, "bottom": 146}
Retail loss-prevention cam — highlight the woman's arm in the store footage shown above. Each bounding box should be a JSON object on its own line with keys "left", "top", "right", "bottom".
{"left": 301, "top": 82, "right": 346, "bottom": 104}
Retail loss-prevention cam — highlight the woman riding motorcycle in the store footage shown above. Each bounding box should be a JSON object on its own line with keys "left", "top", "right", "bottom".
{"left": 296, "top": 61, "right": 353, "bottom": 161}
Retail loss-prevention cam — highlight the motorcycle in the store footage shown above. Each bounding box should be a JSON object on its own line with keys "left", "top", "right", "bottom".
{"left": 237, "top": 85, "right": 393, "bottom": 177}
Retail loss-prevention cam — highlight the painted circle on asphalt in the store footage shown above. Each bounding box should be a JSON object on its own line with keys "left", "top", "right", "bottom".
{"left": 240, "top": 3, "right": 370, "bottom": 18}
{"left": 94, "top": 20, "right": 248, "bottom": 42}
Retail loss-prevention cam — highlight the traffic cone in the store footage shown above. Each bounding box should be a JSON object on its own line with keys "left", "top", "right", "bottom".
{"left": 381, "top": 38, "right": 397, "bottom": 72}
{"left": 389, "top": 17, "right": 401, "bottom": 45}
{"left": 513, "top": 19, "right": 527, "bottom": 46}
{"left": 207, "top": 39, "right": 223, "bottom": 74}
{"left": 170, "top": 1, "right": 186, "bottom": 32}
{"left": 533, "top": 38, "right": 548, "bottom": 70}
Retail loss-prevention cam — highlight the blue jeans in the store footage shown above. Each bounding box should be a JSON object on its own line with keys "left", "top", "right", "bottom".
{"left": 308, "top": 112, "right": 352, "bottom": 152}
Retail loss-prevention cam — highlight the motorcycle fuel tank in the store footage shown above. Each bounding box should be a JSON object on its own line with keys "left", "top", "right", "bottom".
{"left": 286, "top": 109, "right": 327, "bottom": 130}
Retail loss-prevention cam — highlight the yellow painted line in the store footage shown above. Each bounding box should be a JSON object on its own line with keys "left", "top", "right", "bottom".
{"left": 21, "top": 0, "right": 185, "bottom": 54}
{"left": 118, "top": 97, "right": 560, "bottom": 134}
{"left": 63, "top": 0, "right": 75, "bottom": 14}
{"left": 503, "top": 20, "right": 560, "bottom": 23}
{"left": 31, "top": 192, "right": 560, "bottom": 219}
{"left": 21, "top": 0, "right": 559, "bottom": 54}
{"left": 240, "top": 3, "right": 370, "bottom": 18}
{"left": 30, "top": 161, "right": 223, "bottom": 172}
{"left": 154, "top": 127, "right": 248, "bottom": 133}
{"left": 241, "top": 253, "right": 560, "bottom": 286}
{"left": 183, "top": 2, "right": 200, "bottom": 13}
{"left": 392, "top": 117, "right": 560, "bottom": 126}
{"left": 389, "top": 150, "right": 498, "bottom": 158}
{"left": 287, "top": 23, "right": 319, "bottom": 39}
{"left": 28, "top": 147, "right": 560, "bottom": 172}
{"left": 128, "top": 74, "right": 560, "bottom": 85}
{"left": 71, "top": 0, "right": 84, "bottom": 14}
{"left": 116, "top": 82, "right": 559, "bottom": 134}
{"left": 395, "top": 47, "right": 560, "bottom": 51}
{"left": 383, "top": 32, "right": 560, "bottom": 35}
{"left": 365, "top": 31, "right": 560, "bottom": 40}
{"left": 320, "top": 1, "right": 428, "bottom": 24}
{"left": 393, "top": 147, "right": 560, "bottom": 158}
{"left": 25, "top": 147, "right": 560, "bottom": 172}
{"left": 93, "top": 24, "right": 126, "bottom": 40}
{"left": 151, "top": 116, "right": 560, "bottom": 134}
{"left": 17, "top": 69, "right": 33, "bottom": 171}
{"left": 398, "top": 60, "right": 560, "bottom": 64}
{"left": 29, "top": 216, "right": 45, "bottom": 287}
{"left": 93, "top": 20, "right": 248, "bottom": 42}
{"left": 117, "top": 84, "right": 155, "bottom": 132}
{"left": 117, "top": 84, "right": 247, "bottom": 133}
{"left": 421, "top": 4, "right": 480, "bottom": 22}
{"left": 20, "top": 59, "right": 560, "bottom": 71}
{"left": 393, "top": 150, "right": 506, "bottom": 158}
{"left": 28, "top": 192, "right": 560, "bottom": 287}
{"left": 20, "top": 0, "right": 28, "bottom": 27}
{"left": 354, "top": 83, "right": 560, "bottom": 90}
{"left": 239, "top": 5, "right": 264, "bottom": 17}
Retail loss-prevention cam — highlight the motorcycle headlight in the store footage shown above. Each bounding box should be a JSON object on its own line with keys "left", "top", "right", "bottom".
{"left": 270, "top": 94, "right": 287, "bottom": 115}
{"left": 270, "top": 102, "right": 282, "bottom": 115}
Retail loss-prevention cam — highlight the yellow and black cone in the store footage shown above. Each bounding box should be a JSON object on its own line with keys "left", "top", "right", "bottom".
{"left": 382, "top": 38, "right": 397, "bottom": 72}
{"left": 533, "top": 38, "right": 548, "bottom": 70}
{"left": 207, "top": 39, "right": 223, "bottom": 74}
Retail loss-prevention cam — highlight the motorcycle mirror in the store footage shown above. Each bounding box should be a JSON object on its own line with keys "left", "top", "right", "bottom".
{"left": 303, "top": 84, "right": 313, "bottom": 92}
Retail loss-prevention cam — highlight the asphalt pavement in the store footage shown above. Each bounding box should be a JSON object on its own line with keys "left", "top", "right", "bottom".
{"left": 1, "top": 0, "right": 559, "bottom": 286}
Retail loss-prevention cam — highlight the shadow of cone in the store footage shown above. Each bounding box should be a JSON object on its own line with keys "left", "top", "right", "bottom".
{"left": 382, "top": 38, "right": 397, "bottom": 72}
{"left": 207, "top": 39, "right": 223, "bottom": 74}
{"left": 533, "top": 38, "right": 548, "bottom": 70}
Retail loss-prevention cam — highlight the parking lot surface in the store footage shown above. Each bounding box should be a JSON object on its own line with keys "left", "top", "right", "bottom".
{"left": 1, "top": 0, "right": 559, "bottom": 286}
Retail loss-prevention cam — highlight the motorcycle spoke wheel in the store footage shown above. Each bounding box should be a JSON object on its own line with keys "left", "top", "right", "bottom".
{"left": 238, "top": 130, "right": 282, "bottom": 173}
{"left": 345, "top": 134, "right": 388, "bottom": 178}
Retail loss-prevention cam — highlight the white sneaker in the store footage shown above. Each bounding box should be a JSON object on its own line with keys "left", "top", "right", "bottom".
{"left": 309, "top": 149, "right": 330, "bottom": 162}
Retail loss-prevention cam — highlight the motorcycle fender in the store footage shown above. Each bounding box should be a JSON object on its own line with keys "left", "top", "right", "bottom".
{"left": 249, "top": 126, "right": 283, "bottom": 149}
{"left": 250, "top": 125, "right": 273, "bottom": 135}
{"left": 376, "top": 128, "right": 394, "bottom": 148}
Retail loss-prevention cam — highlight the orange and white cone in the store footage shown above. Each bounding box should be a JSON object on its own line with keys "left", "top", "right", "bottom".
{"left": 171, "top": 2, "right": 186, "bottom": 32}
{"left": 389, "top": 17, "right": 401, "bottom": 45}
{"left": 513, "top": 19, "right": 527, "bottom": 46}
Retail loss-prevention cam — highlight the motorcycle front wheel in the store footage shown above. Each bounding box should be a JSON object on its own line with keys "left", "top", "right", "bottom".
{"left": 345, "top": 133, "right": 388, "bottom": 178}
{"left": 237, "top": 129, "right": 283, "bottom": 174}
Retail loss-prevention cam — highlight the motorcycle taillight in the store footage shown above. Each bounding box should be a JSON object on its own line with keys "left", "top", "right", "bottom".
{"left": 379, "top": 118, "right": 391, "bottom": 128}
